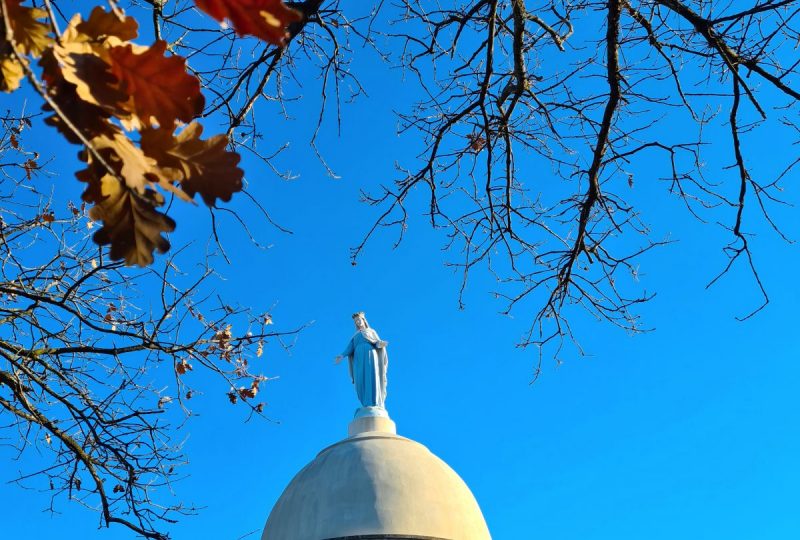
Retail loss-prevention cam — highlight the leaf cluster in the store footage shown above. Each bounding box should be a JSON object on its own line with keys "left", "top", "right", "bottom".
{"left": 1, "top": 0, "right": 300, "bottom": 266}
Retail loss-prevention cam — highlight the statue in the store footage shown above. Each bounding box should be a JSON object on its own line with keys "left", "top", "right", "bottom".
{"left": 334, "top": 312, "right": 389, "bottom": 415}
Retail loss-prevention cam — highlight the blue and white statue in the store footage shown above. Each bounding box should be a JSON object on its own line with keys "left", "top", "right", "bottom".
{"left": 335, "top": 312, "right": 389, "bottom": 416}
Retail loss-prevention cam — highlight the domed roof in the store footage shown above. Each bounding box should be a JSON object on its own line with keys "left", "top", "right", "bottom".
{"left": 262, "top": 417, "right": 491, "bottom": 540}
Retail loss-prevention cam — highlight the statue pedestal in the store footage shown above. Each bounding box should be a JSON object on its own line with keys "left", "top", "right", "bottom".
{"left": 353, "top": 405, "right": 389, "bottom": 419}
{"left": 348, "top": 415, "right": 396, "bottom": 437}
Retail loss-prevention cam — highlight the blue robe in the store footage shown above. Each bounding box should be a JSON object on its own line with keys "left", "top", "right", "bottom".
{"left": 341, "top": 329, "right": 388, "bottom": 409}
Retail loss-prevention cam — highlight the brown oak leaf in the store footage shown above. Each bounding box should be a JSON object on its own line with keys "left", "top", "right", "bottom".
{"left": 41, "top": 76, "right": 117, "bottom": 144}
{"left": 175, "top": 359, "right": 193, "bottom": 375}
{"left": 88, "top": 175, "right": 176, "bottom": 266}
{"left": 193, "top": 0, "right": 301, "bottom": 46}
{"left": 238, "top": 386, "right": 257, "bottom": 400}
{"left": 238, "top": 379, "right": 261, "bottom": 400}
{"left": 140, "top": 123, "right": 243, "bottom": 206}
{"left": 23, "top": 157, "right": 36, "bottom": 178}
{"left": 108, "top": 41, "right": 204, "bottom": 129}
{"left": 76, "top": 151, "right": 106, "bottom": 205}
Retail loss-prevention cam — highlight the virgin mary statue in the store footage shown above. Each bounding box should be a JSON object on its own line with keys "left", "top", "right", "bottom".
{"left": 335, "top": 312, "right": 389, "bottom": 414}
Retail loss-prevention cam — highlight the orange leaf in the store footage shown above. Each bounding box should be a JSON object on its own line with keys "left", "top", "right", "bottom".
{"left": 140, "top": 123, "right": 243, "bottom": 206}
{"left": 193, "top": 0, "right": 301, "bottom": 46}
{"left": 108, "top": 41, "right": 204, "bottom": 128}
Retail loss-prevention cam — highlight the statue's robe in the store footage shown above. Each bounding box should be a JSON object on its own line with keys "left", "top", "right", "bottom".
{"left": 341, "top": 329, "right": 388, "bottom": 409}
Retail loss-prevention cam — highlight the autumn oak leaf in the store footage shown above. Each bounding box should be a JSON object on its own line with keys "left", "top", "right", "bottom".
{"left": 0, "top": 52, "right": 23, "bottom": 91}
{"left": 45, "top": 9, "right": 142, "bottom": 119}
{"left": 41, "top": 76, "right": 117, "bottom": 144}
{"left": 2, "top": 0, "right": 52, "bottom": 57}
{"left": 1, "top": 0, "right": 52, "bottom": 92}
{"left": 76, "top": 6, "right": 138, "bottom": 43}
{"left": 74, "top": 127, "right": 191, "bottom": 206}
{"left": 92, "top": 130, "right": 189, "bottom": 198}
{"left": 193, "top": 0, "right": 302, "bottom": 46}
{"left": 141, "top": 123, "right": 243, "bottom": 206}
{"left": 52, "top": 40, "right": 128, "bottom": 117}
{"left": 88, "top": 176, "right": 176, "bottom": 267}
{"left": 175, "top": 359, "right": 193, "bottom": 375}
{"left": 108, "top": 41, "right": 204, "bottom": 128}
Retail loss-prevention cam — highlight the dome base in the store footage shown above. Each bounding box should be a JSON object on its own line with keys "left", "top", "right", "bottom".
{"left": 324, "top": 535, "right": 452, "bottom": 540}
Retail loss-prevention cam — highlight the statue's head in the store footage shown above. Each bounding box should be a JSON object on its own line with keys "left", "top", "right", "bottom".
{"left": 352, "top": 311, "right": 368, "bottom": 330}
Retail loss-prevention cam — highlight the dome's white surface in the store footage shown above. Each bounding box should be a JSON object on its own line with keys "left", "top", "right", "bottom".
{"left": 262, "top": 422, "right": 491, "bottom": 540}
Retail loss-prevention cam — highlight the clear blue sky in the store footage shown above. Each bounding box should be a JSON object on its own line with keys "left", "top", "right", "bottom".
{"left": 1, "top": 3, "right": 799, "bottom": 539}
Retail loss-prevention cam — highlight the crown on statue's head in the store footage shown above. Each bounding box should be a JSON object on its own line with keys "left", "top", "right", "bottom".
{"left": 352, "top": 311, "right": 366, "bottom": 320}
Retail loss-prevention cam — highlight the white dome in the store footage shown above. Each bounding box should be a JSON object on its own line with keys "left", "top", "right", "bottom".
{"left": 262, "top": 418, "right": 491, "bottom": 540}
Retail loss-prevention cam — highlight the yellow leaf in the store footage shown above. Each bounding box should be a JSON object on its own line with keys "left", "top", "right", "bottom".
{"left": 2, "top": 0, "right": 52, "bottom": 57}
{"left": 0, "top": 53, "right": 23, "bottom": 92}
{"left": 0, "top": 0, "right": 52, "bottom": 92}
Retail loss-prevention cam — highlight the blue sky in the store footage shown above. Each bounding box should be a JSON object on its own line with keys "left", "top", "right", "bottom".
{"left": 1, "top": 2, "right": 800, "bottom": 539}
